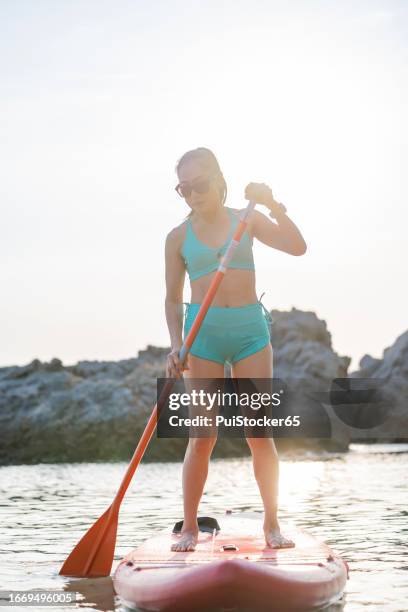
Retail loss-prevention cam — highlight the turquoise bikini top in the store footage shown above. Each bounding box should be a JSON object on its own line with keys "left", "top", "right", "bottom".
{"left": 181, "top": 206, "right": 255, "bottom": 281}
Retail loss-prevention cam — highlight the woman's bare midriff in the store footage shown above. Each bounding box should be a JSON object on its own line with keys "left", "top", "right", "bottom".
{"left": 189, "top": 269, "right": 258, "bottom": 307}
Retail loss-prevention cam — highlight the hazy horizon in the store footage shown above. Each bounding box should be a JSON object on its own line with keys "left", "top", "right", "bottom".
{"left": 1, "top": 0, "right": 407, "bottom": 371}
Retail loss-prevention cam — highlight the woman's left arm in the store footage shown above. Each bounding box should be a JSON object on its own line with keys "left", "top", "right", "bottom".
{"left": 246, "top": 182, "right": 307, "bottom": 256}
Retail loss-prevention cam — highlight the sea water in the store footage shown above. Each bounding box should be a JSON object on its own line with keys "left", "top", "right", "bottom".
{"left": 0, "top": 444, "right": 407, "bottom": 611}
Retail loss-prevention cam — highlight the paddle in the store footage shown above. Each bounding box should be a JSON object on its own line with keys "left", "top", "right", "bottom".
{"left": 59, "top": 200, "right": 257, "bottom": 577}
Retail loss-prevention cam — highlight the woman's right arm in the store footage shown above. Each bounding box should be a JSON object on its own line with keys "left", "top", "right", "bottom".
{"left": 164, "top": 227, "right": 189, "bottom": 378}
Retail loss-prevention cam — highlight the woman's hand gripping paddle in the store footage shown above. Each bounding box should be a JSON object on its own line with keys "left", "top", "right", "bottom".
{"left": 59, "top": 200, "right": 257, "bottom": 577}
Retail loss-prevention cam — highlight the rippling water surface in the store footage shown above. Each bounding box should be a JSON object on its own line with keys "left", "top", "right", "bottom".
{"left": 0, "top": 444, "right": 407, "bottom": 611}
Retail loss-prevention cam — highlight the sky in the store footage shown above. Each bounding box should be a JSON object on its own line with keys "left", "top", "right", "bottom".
{"left": 1, "top": 0, "right": 407, "bottom": 372}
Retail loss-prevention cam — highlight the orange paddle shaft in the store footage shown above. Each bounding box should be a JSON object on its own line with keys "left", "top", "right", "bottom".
{"left": 113, "top": 201, "right": 256, "bottom": 507}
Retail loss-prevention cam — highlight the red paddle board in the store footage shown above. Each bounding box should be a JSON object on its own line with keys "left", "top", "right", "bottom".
{"left": 114, "top": 512, "right": 348, "bottom": 611}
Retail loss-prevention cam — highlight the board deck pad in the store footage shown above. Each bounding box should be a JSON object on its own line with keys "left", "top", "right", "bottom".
{"left": 122, "top": 514, "right": 333, "bottom": 565}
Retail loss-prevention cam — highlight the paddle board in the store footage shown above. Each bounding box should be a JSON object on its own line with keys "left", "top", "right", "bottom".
{"left": 114, "top": 512, "right": 348, "bottom": 611}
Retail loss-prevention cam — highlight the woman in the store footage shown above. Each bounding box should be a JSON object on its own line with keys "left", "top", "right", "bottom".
{"left": 165, "top": 147, "right": 307, "bottom": 552}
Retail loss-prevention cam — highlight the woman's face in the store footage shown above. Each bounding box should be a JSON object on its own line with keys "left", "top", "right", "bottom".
{"left": 177, "top": 160, "right": 222, "bottom": 214}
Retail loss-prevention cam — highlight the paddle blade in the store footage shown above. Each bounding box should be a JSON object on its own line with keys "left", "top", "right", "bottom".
{"left": 59, "top": 505, "right": 118, "bottom": 577}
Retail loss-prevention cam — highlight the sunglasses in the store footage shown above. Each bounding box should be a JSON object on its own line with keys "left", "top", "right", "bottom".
{"left": 175, "top": 172, "right": 219, "bottom": 198}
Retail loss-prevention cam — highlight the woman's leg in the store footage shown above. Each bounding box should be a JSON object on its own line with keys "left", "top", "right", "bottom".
{"left": 231, "top": 343, "right": 295, "bottom": 548}
{"left": 171, "top": 354, "right": 224, "bottom": 552}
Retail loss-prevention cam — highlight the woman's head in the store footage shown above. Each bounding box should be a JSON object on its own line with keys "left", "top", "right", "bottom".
{"left": 175, "top": 147, "right": 227, "bottom": 218}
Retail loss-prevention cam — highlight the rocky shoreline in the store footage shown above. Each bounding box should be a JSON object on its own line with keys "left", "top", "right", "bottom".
{"left": 0, "top": 308, "right": 406, "bottom": 465}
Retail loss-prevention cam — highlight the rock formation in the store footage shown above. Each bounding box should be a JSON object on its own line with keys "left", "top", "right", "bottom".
{"left": 0, "top": 308, "right": 355, "bottom": 464}
{"left": 348, "top": 330, "right": 408, "bottom": 442}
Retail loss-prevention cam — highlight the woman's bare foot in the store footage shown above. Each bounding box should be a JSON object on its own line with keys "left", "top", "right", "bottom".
{"left": 171, "top": 529, "right": 198, "bottom": 552}
{"left": 264, "top": 523, "right": 295, "bottom": 549}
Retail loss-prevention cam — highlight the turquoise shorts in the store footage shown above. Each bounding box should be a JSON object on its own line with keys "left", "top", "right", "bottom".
{"left": 183, "top": 301, "right": 273, "bottom": 366}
